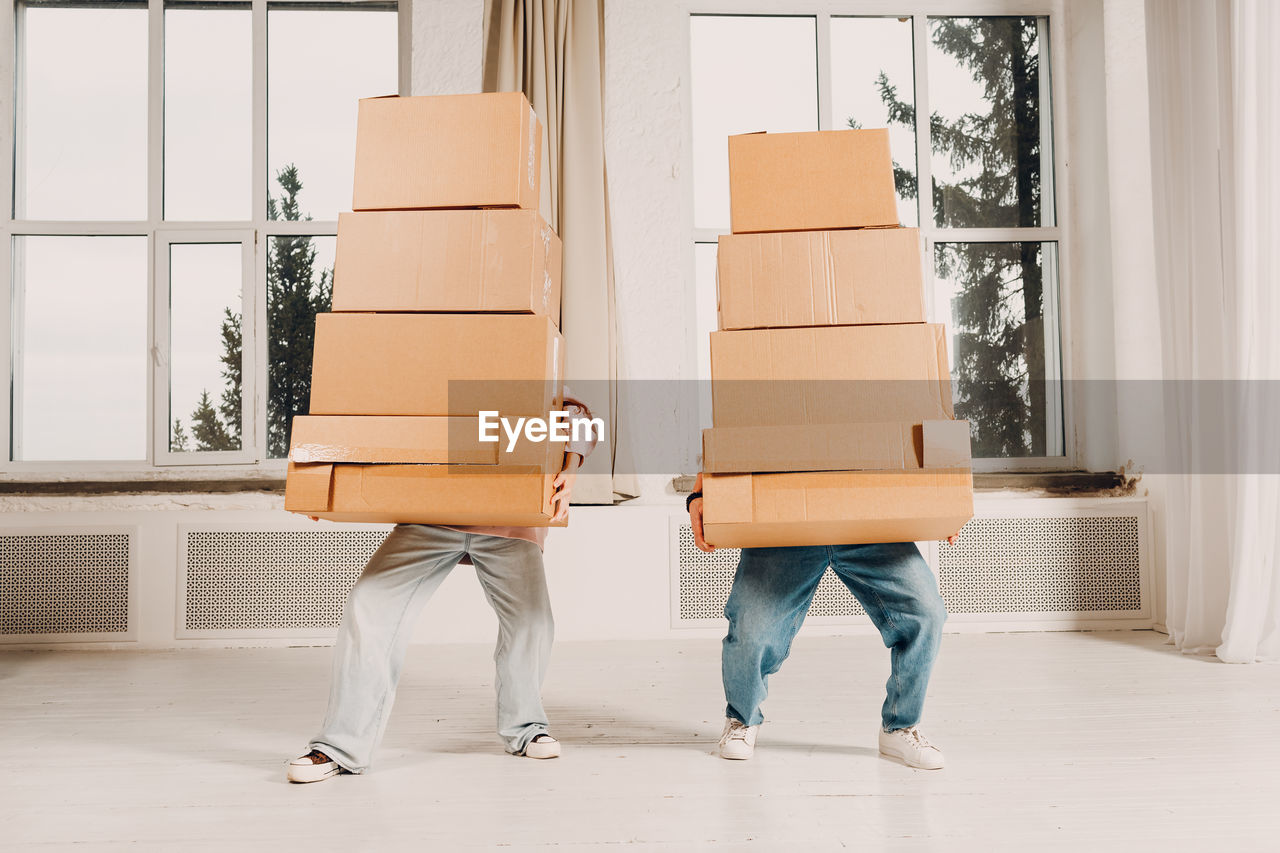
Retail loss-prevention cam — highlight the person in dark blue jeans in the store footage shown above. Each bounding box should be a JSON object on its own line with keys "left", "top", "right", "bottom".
{"left": 687, "top": 473, "right": 956, "bottom": 768}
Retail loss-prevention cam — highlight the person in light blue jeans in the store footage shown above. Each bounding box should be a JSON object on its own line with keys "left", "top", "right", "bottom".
{"left": 688, "top": 473, "right": 956, "bottom": 769}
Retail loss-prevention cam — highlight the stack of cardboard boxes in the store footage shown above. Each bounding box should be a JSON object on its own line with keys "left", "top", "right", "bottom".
{"left": 285, "top": 92, "right": 568, "bottom": 526}
{"left": 701, "top": 129, "right": 975, "bottom": 548}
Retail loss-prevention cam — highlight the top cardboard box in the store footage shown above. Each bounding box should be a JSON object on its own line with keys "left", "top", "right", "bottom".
{"left": 727, "top": 129, "right": 898, "bottom": 233}
{"left": 352, "top": 92, "right": 542, "bottom": 211}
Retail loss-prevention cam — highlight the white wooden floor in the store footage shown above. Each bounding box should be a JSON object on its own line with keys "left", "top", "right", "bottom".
{"left": 4, "top": 631, "right": 1279, "bottom": 851}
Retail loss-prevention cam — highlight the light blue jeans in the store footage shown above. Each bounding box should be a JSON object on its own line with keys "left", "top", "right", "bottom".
{"left": 722, "top": 543, "right": 947, "bottom": 731}
{"left": 310, "top": 525, "right": 554, "bottom": 772}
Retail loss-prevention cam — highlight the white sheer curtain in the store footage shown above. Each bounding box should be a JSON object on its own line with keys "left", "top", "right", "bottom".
{"left": 1146, "top": 0, "right": 1280, "bottom": 662}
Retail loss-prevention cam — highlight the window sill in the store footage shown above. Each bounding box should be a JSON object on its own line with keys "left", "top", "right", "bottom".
{"left": 672, "top": 470, "right": 1135, "bottom": 499}
{"left": 0, "top": 469, "right": 1136, "bottom": 499}
{"left": 0, "top": 468, "right": 287, "bottom": 497}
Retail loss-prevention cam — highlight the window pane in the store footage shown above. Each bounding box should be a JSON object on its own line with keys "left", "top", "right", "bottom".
{"left": 690, "top": 15, "right": 818, "bottom": 230}
{"left": 13, "top": 236, "right": 147, "bottom": 460}
{"left": 927, "top": 17, "right": 1053, "bottom": 228}
{"left": 17, "top": 2, "right": 148, "bottom": 220}
{"left": 165, "top": 3, "right": 253, "bottom": 221}
{"left": 267, "top": 4, "right": 399, "bottom": 221}
{"left": 934, "top": 241, "right": 1062, "bottom": 458}
{"left": 267, "top": 235, "right": 334, "bottom": 458}
{"left": 830, "top": 16, "right": 918, "bottom": 227}
{"left": 169, "top": 244, "right": 244, "bottom": 453}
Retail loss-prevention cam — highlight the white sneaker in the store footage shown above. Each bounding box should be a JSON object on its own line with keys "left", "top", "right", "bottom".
{"left": 718, "top": 718, "right": 758, "bottom": 760}
{"left": 878, "top": 726, "right": 945, "bottom": 770}
{"left": 522, "top": 734, "right": 561, "bottom": 759}
{"left": 286, "top": 749, "right": 345, "bottom": 783}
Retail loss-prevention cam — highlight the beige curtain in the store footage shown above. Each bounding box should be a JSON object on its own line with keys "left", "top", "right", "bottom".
{"left": 483, "top": 0, "right": 634, "bottom": 503}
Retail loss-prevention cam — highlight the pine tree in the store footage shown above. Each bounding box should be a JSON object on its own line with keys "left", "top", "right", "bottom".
{"left": 857, "top": 17, "right": 1047, "bottom": 457}
{"left": 266, "top": 165, "right": 332, "bottom": 458}
{"left": 190, "top": 390, "right": 234, "bottom": 451}
{"left": 218, "top": 306, "right": 242, "bottom": 446}
{"left": 171, "top": 419, "right": 190, "bottom": 452}
{"left": 186, "top": 164, "right": 331, "bottom": 458}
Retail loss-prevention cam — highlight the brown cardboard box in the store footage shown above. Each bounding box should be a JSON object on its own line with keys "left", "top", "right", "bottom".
{"left": 352, "top": 92, "right": 541, "bottom": 211}
{"left": 284, "top": 414, "right": 567, "bottom": 525}
{"left": 333, "top": 210, "right": 562, "bottom": 322}
{"left": 727, "top": 129, "right": 898, "bottom": 233}
{"left": 701, "top": 468, "right": 974, "bottom": 548}
{"left": 289, "top": 415, "right": 549, "bottom": 467}
{"left": 710, "top": 323, "right": 954, "bottom": 427}
{"left": 309, "top": 314, "right": 563, "bottom": 417}
{"left": 702, "top": 419, "right": 971, "bottom": 474}
{"left": 716, "top": 228, "right": 924, "bottom": 330}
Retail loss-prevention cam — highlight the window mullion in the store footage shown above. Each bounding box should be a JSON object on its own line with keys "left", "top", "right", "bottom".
{"left": 147, "top": 0, "right": 164, "bottom": 466}
{"left": 252, "top": 0, "right": 268, "bottom": 462}
{"left": 911, "top": 11, "right": 935, "bottom": 320}
{"left": 815, "top": 12, "right": 832, "bottom": 131}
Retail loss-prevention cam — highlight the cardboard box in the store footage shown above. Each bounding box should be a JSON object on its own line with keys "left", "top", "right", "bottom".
{"left": 309, "top": 314, "right": 563, "bottom": 417}
{"left": 352, "top": 92, "right": 541, "bottom": 211}
{"left": 702, "top": 419, "right": 971, "bottom": 474}
{"left": 710, "top": 323, "right": 954, "bottom": 427}
{"left": 333, "top": 210, "right": 562, "bottom": 322}
{"left": 727, "top": 129, "right": 898, "bottom": 233}
{"left": 716, "top": 228, "right": 924, "bottom": 330}
{"left": 285, "top": 414, "right": 567, "bottom": 525}
{"left": 701, "top": 468, "right": 974, "bottom": 548}
{"left": 289, "top": 415, "right": 549, "bottom": 467}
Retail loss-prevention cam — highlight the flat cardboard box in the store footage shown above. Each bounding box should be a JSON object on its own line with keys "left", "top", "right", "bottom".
{"left": 717, "top": 228, "right": 924, "bottom": 330}
{"left": 309, "top": 314, "right": 563, "bottom": 417}
{"left": 284, "top": 416, "right": 567, "bottom": 526}
{"left": 333, "top": 210, "right": 562, "bottom": 322}
{"left": 352, "top": 92, "right": 541, "bottom": 211}
{"left": 702, "top": 419, "right": 971, "bottom": 474}
{"left": 727, "top": 129, "right": 898, "bottom": 233}
{"left": 710, "top": 323, "right": 954, "bottom": 428}
{"left": 288, "top": 415, "right": 549, "bottom": 467}
{"left": 702, "top": 468, "right": 974, "bottom": 548}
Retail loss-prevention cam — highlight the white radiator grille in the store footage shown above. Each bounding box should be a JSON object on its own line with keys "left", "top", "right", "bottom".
{"left": 675, "top": 526, "right": 866, "bottom": 621}
{"left": 0, "top": 533, "right": 130, "bottom": 636}
{"left": 937, "top": 516, "right": 1142, "bottom": 613}
{"left": 182, "top": 529, "right": 386, "bottom": 633}
{"left": 674, "top": 508, "right": 1147, "bottom": 625}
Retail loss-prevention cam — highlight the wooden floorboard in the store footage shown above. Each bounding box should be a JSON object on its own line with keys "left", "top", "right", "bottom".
{"left": 3, "top": 630, "right": 1278, "bottom": 851}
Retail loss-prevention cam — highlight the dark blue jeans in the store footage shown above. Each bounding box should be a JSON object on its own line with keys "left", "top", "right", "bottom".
{"left": 722, "top": 543, "right": 947, "bottom": 730}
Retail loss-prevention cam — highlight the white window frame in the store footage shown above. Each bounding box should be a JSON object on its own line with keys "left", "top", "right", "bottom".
{"left": 0, "top": 0, "right": 411, "bottom": 478}
{"left": 153, "top": 229, "right": 257, "bottom": 466}
{"left": 686, "top": 0, "right": 1073, "bottom": 473}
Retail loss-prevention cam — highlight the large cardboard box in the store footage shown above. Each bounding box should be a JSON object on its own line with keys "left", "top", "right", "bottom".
{"left": 702, "top": 419, "right": 971, "bottom": 474}
{"left": 727, "top": 129, "right": 898, "bottom": 233}
{"left": 333, "top": 210, "right": 562, "bottom": 322}
{"left": 352, "top": 92, "right": 541, "bottom": 211}
{"left": 285, "top": 414, "right": 566, "bottom": 525}
{"left": 710, "top": 323, "right": 954, "bottom": 428}
{"left": 717, "top": 228, "right": 924, "bottom": 330}
{"left": 701, "top": 468, "right": 974, "bottom": 548}
{"left": 309, "top": 314, "right": 563, "bottom": 417}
